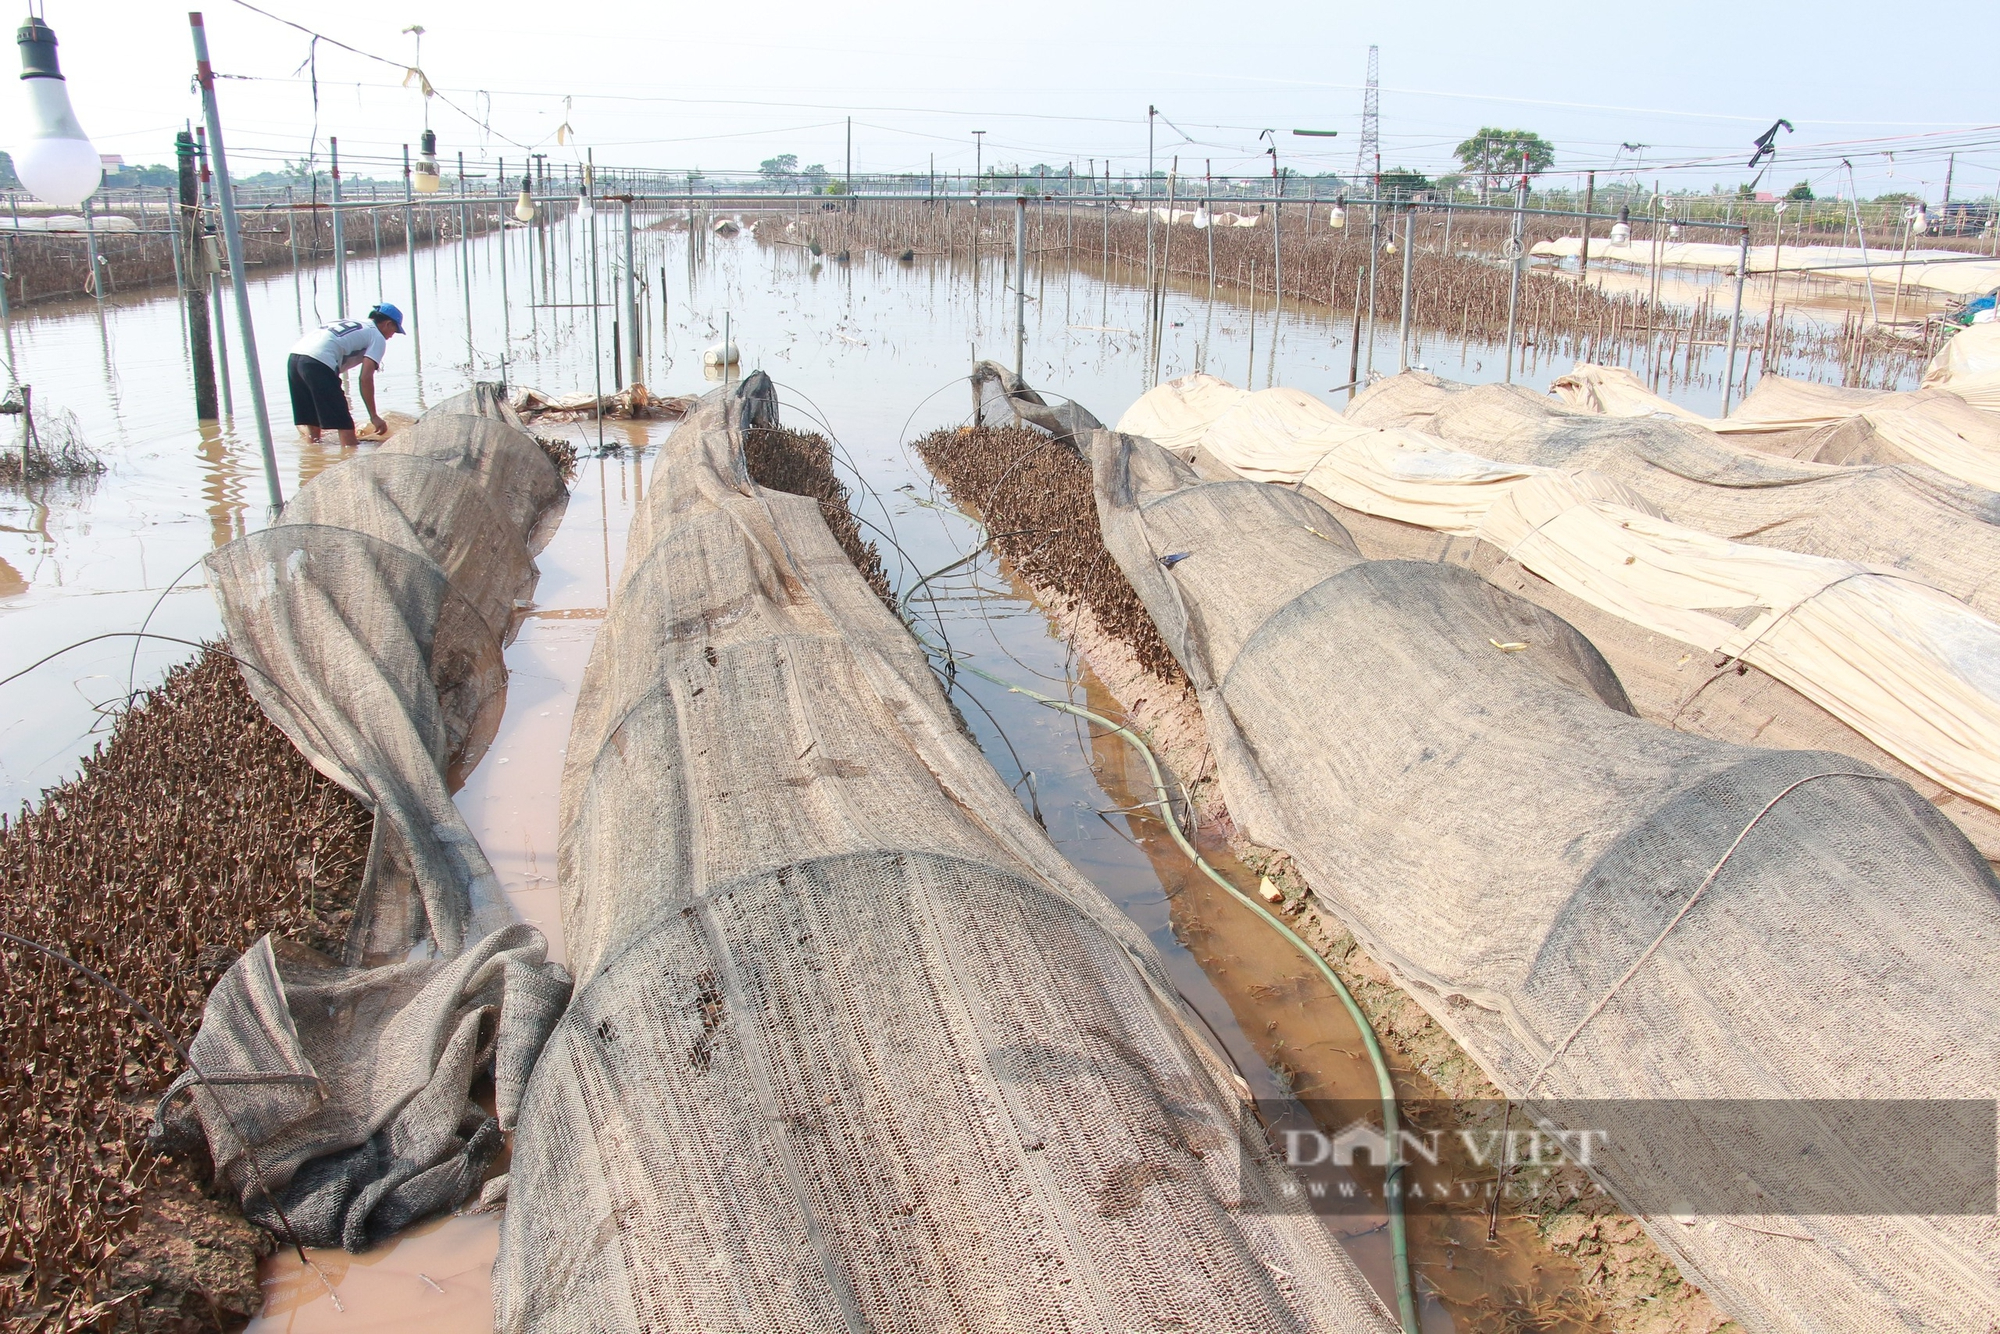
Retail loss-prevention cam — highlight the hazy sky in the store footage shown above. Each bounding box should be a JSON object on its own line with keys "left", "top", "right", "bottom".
{"left": 21, "top": 0, "right": 1999, "bottom": 199}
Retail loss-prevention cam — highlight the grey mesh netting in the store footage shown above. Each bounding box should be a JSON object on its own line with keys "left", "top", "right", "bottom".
{"left": 494, "top": 376, "right": 1399, "bottom": 1334}
{"left": 1089, "top": 425, "right": 2000, "bottom": 1334}
{"left": 972, "top": 358, "right": 1105, "bottom": 450}
{"left": 155, "top": 388, "right": 573, "bottom": 1250}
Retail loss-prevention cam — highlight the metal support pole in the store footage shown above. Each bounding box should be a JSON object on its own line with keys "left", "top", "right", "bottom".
{"left": 82, "top": 196, "right": 103, "bottom": 298}
{"left": 1503, "top": 174, "right": 1526, "bottom": 384}
{"left": 165, "top": 185, "right": 189, "bottom": 352}
{"left": 1013, "top": 194, "right": 1028, "bottom": 378}
{"left": 1722, "top": 230, "right": 1749, "bottom": 413}
{"left": 623, "top": 196, "right": 639, "bottom": 386}
{"left": 1205, "top": 164, "right": 1215, "bottom": 294}
{"left": 330, "top": 136, "right": 346, "bottom": 312}
{"left": 1842, "top": 167, "right": 1880, "bottom": 325}
{"left": 459, "top": 151, "right": 473, "bottom": 369}
{"left": 176, "top": 130, "right": 218, "bottom": 420}
{"left": 1364, "top": 204, "right": 1379, "bottom": 376}
{"left": 1579, "top": 170, "right": 1595, "bottom": 278}
{"left": 1146, "top": 108, "right": 1156, "bottom": 302}
{"left": 1271, "top": 164, "right": 1283, "bottom": 341}
{"left": 191, "top": 12, "right": 280, "bottom": 510}
{"left": 403, "top": 145, "right": 422, "bottom": 382}
{"left": 196, "top": 126, "right": 233, "bottom": 418}
{"left": 586, "top": 150, "right": 604, "bottom": 450}
{"left": 1396, "top": 207, "right": 1414, "bottom": 372}
{"left": 497, "top": 159, "right": 510, "bottom": 379}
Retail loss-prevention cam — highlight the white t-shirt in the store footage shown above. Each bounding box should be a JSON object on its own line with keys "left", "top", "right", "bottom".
{"left": 289, "top": 319, "right": 387, "bottom": 374}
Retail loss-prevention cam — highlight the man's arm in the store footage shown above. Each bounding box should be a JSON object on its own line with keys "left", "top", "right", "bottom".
{"left": 357, "top": 357, "right": 387, "bottom": 437}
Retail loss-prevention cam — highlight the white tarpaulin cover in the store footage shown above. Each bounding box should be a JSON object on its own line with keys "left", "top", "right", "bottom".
{"left": 1926, "top": 320, "right": 2000, "bottom": 414}
{"left": 1552, "top": 363, "right": 2000, "bottom": 491}
{"left": 1116, "top": 375, "right": 2000, "bottom": 813}
{"left": 1530, "top": 236, "right": 2000, "bottom": 297}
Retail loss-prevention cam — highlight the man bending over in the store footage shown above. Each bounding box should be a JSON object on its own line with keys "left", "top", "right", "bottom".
{"left": 286, "top": 303, "right": 404, "bottom": 446}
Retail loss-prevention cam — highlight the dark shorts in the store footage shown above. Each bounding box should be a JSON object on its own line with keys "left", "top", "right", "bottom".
{"left": 287, "top": 353, "right": 354, "bottom": 431}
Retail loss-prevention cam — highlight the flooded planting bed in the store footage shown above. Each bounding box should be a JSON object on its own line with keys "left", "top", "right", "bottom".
{"left": 7, "top": 210, "right": 1907, "bottom": 1331}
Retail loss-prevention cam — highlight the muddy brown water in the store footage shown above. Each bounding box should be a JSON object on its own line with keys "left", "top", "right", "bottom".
{"left": 0, "top": 211, "right": 1853, "bottom": 1329}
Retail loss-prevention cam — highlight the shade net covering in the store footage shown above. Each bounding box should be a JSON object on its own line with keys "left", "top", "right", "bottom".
{"left": 1113, "top": 374, "right": 2000, "bottom": 849}
{"left": 156, "top": 387, "right": 574, "bottom": 1249}
{"left": 971, "top": 358, "right": 1105, "bottom": 452}
{"left": 494, "top": 376, "right": 1397, "bottom": 1334}
{"left": 1088, "top": 424, "right": 2000, "bottom": 1334}
{"left": 1551, "top": 362, "right": 2000, "bottom": 492}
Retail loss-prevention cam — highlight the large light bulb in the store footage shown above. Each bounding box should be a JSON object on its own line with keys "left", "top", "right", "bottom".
{"left": 413, "top": 127, "right": 441, "bottom": 194}
{"left": 1328, "top": 202, "right": 1346, "bottom": 230}
{"left": 13, "top": 18, "right": 99, "bottom": 208}
{"left": 513, "top": 175, "right": 535, "bottom": 222}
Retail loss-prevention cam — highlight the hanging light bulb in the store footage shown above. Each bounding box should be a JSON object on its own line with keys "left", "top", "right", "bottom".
{"left": 1328, "top": 196, "right": 1347, "bottom": 230}
{"left": 1383, "top": 237, "right": 1397, "bottom": 256}
{"left": 1911, "top": 205, "right": 1929, "bottom": 237}
{"left": 578, "top": 162, "right": 593, "bottom": 220}
{"left": 12, "top": 17, "right": 100, "bottom": 208}
{"left": 1609, "top": 204, "right": 1632, "bottom": 246}
{"left": 1668, "top": 223, "right": 1682, "bottom": 240}
{"left": 514, "top": 174, "right": 535, "bottom": 222}
{"left": 413, "top": 128, "right": 441, "bottom": 194}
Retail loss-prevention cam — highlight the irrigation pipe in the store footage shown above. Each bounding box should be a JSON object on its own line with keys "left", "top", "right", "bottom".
{"left": 916, "top": 612, "right": 1421, "bottom": 1332}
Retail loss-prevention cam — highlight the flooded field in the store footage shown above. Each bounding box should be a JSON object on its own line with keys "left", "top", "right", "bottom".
{"left": 4, "top": 210, "right": 1888, "bottom": 1332}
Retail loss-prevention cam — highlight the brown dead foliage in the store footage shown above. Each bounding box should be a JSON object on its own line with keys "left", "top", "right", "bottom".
{"left": 744, "top": 425, "right": 896, "bottom": 614}
{"left": 914, "top": 425, "right": 1187, "bottom": 687}
{"left": 0, "top": 647, "right": 373, "bottom": 1330}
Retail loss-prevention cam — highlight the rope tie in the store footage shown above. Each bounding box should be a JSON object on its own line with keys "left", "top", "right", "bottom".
{"left": 1524, "top": 769, "right": 1903, "bottom": 1095}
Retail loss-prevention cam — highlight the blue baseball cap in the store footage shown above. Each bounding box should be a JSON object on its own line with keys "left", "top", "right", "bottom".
{"left": 369, "top": 302, "right": 405, "bottom": 332}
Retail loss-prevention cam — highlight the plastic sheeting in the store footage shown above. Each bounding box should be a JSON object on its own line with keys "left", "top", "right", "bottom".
{"left": 1551, "top": 362, "right": 2000, "bottom": 493}
{"left": 1529, "top": 236, "right": 2000, "bottom": 297}
{"left": 1089, "top": 423, "right": 2000, "bottom": 1334}
{"left": 156, "top": 387, "right": 574, "bottom": 1249}
{"left": 1115, "top": 374, "right": 2000, "bottom": 816}
{"left": 495, "top": 376, "right": 1397, "bottom": 1334}
{"left": 1397, "top": 377, "right": 2000, "bottom": 627}
{"left": 1926, "top": 319, "right": 2000, "bottom": 414}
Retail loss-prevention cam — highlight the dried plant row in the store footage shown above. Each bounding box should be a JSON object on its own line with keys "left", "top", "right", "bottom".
{"left": 0, "top": 202, "right": 501, "bottom": 308}
{"left": 744, "top": 425, "right": 898, "bottom": 614}
{"left": 910, "top": 422, "right": 1730, "bottom": 1334}
{"left": 0, "top": 647, "right": 373, "bottom": 1331}
{"left": 913, "top": 425, "right": 1187, "bottom": 687}
{"left": 754, "top": 201, "right": 1937, "bottom": 391}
